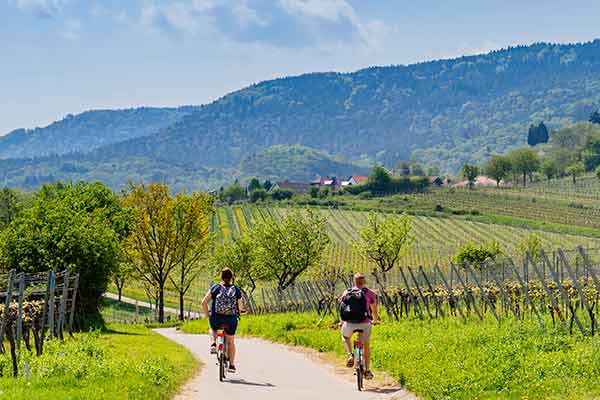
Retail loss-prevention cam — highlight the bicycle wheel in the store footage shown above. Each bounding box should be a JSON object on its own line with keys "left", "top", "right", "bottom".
{"left": 219, "top": 353, "right": 225, "bottom": 382}
{"left": 356, "top": 365, "right": 363, "bottom": 391}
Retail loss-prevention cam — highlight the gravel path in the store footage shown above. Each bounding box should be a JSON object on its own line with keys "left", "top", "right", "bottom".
{"left": 155, "top": 328, "right": 417, "bottom": 400}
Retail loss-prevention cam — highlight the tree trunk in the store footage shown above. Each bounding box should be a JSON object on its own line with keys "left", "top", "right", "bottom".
{"left": 179, "top": 291, "right": 185, "bottom": 321}
{"left": 572, "top": 175, "right": 576, "bottom": 185}
{"left": 523, "top": 172, "right": 527, "bottom": 187}
{"left": 158, "top": 283, "right": 165, "bottom": 323}
{"left": 117, "top": 286, "right": 122, "bottom": 302}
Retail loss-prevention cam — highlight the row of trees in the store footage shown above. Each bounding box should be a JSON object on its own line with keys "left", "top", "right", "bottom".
{"left": 462, "top": 147, "right": 542, "bottom": 188}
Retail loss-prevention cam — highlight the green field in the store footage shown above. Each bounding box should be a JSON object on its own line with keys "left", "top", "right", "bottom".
{"left": 117, "top": 203, "right": 599, "bottom": 310}
{"left": 0, "top": 325, "right": 196, "bottom": 400}
{"left": 181, "top": 313, "right": 600, "bottom": 400}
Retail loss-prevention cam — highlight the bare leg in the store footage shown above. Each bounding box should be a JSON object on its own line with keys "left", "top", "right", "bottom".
{"left": 226, "top": 335, "right": 236, "bottom": 365}
{"left": 342, "top": 335, "right": 352, "bottom": 354}
{"left": 363, "top": 342, "right": 371, "bottom": 371}
{"left": 209, "top": 328, "right": 216, "bottom": 344}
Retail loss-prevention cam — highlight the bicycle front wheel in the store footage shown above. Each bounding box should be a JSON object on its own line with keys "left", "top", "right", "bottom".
{"left": 219, "top": 353, "right": 225, "bottom": 382}
{"left": 356, "top": 365, "right": 363, "bottom": 391}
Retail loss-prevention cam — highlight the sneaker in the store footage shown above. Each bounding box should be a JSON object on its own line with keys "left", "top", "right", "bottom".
{"left": 346, "top": 354, "right": 354, "bottom": 368}
{"left": 210, "top": 343, "right": 217, "bottom": 354}
{"left": 228, "top": 364, "right": 237, "bottom": 373}
{"left": 364, "top": 370, "right": 374, "bottom": 380}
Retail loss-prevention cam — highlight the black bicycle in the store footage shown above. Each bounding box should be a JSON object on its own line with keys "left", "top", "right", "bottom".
{"left": 216, "top": 325, "right": 229, "bottom": 382}
{"left": 352, "top": 329, "right": 365, "bottom": 391}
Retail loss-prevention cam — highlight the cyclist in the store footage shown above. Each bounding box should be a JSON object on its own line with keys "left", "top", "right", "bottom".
{"left": 202, "top": 267, "right": 243, "bottom": 373}
{"left": 339, "top": 272, "right": 379, "bottom": 380}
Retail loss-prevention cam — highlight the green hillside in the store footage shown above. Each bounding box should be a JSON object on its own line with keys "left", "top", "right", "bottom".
{"left": 2, "top": 41, "right": 600, "bottom": 190}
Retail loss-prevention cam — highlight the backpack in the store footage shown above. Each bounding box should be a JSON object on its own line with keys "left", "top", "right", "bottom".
{"left": 339, "top": 287, "right": 369, "bottom": 323}
{"left": 213, "top": 285, "right": 238, "bottom": 316}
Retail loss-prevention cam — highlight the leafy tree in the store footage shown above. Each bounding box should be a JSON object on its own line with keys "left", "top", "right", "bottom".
{"left": 596, "top": 165, "right": 600, "bottom": 181}
{"left": 220, "top": 181, "right": 246, "bottom": 204}
{"left": 270, "top": 188, "right": 294, "bottom": 201}
{"left": 590, "top": 110, "right": 600, "bottom": 124}
{"left": 409, "top": 162, "right": 425, "bottom": 176}
{"left": 508, "top": 148, "right": 540, "bottom": 186}
{"left": 582, "top": 136, "right": 600, "bottom": 171}
{"left": 214, "top": 233, "right": 262, "bottom": 295}
{"left": 461, "top": 164, "right": 480, "bottom": 189}
{"left": 263, "top": 180, "right": 273, "bottom": 191}
{"left": 367, "top": 165, "right": 392, "bottom": 192}
{"left": 247, "top": 177, "right": 261, "bottom": 193}
{"left": 253, "top": 209, "right": 329, "bottom": 290}
{"left": 527, "top": 122, "right": 549, "bottom": 146}
{"left": 0, "top": 182, "right": 131, "bottom": 326}
{"left": 168, "top": 192, "right": 215, "bottom": 320}
{"left": 0, "top": 188, "right": 21, "bottom": 230}
{"left": 541, "top": 158, "right": 559, "bottom": 181}
{"left": 426, "top": 165, "right": 441, "bottom": 176}
{"left": 453, "top": 241, "right": 503, "bottom": 268}
{"left": 122, "top": 182, "right": 214, "bottom": 322}
{"left": 249, "top": 188, "right": 267, "bottom": 203}
{"left": 565, "top": 162, "right": 585, "bottom": 184}
{"left": 519, "top": 234, "right": 543, "bottom": 261}
{"left": 309, "top": 186, "right": 320, "bottom": 198}
{"left": 113, "top": 261, "right": 135, "bottom": 302}
{"left": 484, "top": 155, "right": 511, "bottom": 187}
{"left": 395, "top": 161, "right": 411, "bottom": 176}
{"left": 355, "top": 212, "right": 413, "bottom": 273}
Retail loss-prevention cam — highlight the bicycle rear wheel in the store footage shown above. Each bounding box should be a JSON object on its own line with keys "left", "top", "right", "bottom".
{"left": 356, "top": 365, "right": 363, "bottom": 391}
{"left": 219, "top": 353, "right": 225, "bottom": 382}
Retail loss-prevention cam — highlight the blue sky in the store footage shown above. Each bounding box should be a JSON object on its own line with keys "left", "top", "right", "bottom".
{"left": 2, "top": 0, "right": 600, "bottom": 134}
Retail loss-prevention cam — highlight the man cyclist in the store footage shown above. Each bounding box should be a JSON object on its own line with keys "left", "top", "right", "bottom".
{"left": 202, "top": 268, "right": 243, "bottom": 373}
{"left": 339, "top": 272, "right": 379, "bottom": 380}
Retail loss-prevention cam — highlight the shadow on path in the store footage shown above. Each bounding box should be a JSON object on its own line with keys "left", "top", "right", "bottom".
{"left": 226, "top": 378, "right": 276, "bottom": 388}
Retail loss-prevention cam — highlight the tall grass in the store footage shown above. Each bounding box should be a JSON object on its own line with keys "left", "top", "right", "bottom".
{"left": 182, "top": 313, "right": 600, "bottom": 399}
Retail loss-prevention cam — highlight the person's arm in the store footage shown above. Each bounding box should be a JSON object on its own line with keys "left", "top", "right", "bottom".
{"left": 201, "top": 289, "right": 212, "bottom": 318}
{"left": 237, "top": 288, "right": 245, "bottom": 315}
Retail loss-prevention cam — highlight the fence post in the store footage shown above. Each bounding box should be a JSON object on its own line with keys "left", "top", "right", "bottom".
{"left": 407, "top": 267, "right": 433, "bottom": 319}
{"left": 558, "top": 249, "right": 599, "bottom": 335}
{"left": 0, "top": 270, "right": 16, "bottom": 347}
{"left": 68, "top": 274, "right": 79, "bottom": 335}
{"left": 509, "top": 259, "right": 544, "bottom": 328}
{"left": 465, "top": 264, "right": 500, "bottom": 323}
{"left": 48, "top": 270, "right": 56, "bottom": 339}
{"left": 58, "top": 270, "right": 69, "bottom": 340}
{"left": 419, "top": 266, "right": 444, "bottom": 318}
{"left": 450, "top": 263, "right": 483, "bottom": 321}
{"left": 16, "top": 273, "right": 25, "bottom": 354}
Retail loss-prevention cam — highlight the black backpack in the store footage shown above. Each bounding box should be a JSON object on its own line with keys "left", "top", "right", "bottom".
{"left": 339, "top": 287, "right": 369, "bottom": 323}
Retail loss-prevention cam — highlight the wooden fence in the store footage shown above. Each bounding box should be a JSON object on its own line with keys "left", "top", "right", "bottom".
{"left": 245, "top": 246, "right": 600, "bottom": 336}
{"left": 0, "top": 269, "right": 79, "bottom": 377}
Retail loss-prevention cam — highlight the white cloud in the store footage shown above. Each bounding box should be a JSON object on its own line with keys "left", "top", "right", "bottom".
{"left": 61, "top": 18, "right": 81, "bottom": 40}
{"left": 14, "top": 0, "right": 66, "bottom": 17}
{"left": 232, "top": 1, "right": 269, "bottom": 28}
{"left": 141, "top": 2, "right": 204, "bottom": 36}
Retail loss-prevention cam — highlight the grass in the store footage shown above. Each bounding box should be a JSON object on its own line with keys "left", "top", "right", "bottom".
{"left": 181, "top": 313, "right": 600, "bottom": 399}
{"left": 0, "top": 324, "right": 197, "bottom": 400}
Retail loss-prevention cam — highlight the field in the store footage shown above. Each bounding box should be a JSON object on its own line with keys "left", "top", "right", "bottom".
{"left": 181, "top": 313, "right": 600, "bottom": 399}
{"left": 0, "top": 324, "right": 197, "bottom": 400}
{"left": 118, "top": 203, "right": 599, "bottom": 311}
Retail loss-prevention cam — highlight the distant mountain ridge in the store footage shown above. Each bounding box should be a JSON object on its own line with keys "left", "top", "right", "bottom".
{"left": 2, "top": 40, "right": 600, "bottom": 191}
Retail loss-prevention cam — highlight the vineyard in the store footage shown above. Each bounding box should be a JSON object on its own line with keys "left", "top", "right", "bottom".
{"left": 118, "top": 205, "right": 599, "bottom": 314}
{"left": 247, "top": 247, "right": 600, "bottom": 336}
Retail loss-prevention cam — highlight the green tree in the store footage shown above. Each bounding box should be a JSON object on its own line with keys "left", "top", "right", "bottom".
{"left": 247, "top": 177, "right": 261, "bottom": 193}
{"left": 519, "top": 234, "right": 543, "bottom": 261}
{"left": 270, "top": 188, "right": 294, "bottom": 201}
{"left": 0, "top": 182, "right": 131, "bottom": 326}
{"left": 527, "top": 122, "right": 549, "bottom": 146}
{"left": 220, "top": 181, "right": 246, "bottom": 204}
{"left": 453, "top": 241, "right": 503, "bottom": 268}
{"left": 122, "top": 182, "right": 214, "bottom": 322}
{"left": 508, "top": 148, "right": 540, "bottom": 186}
{"left": 168, "top": 192, "right": 215, "bottom": 320}
{"left": 596, "top": 165, "right": 600, "bottom": 181}
{"left": 484, "top": 155, "right": 511, "bottom": 187}
{"left": 410, "top": 162, "right": 426, "bottom": 176}
{"left": 582, "top": 136, "right": 600, "bottom": 171}
{"left": 355, "top": 212, "right": 413, "bottom": 273}
{"left": 214, "top": 233, "right": 262, "bottom": 295}
{"left": 0, "top": 188, "right": 21, "bottom": 230}
{"left": 426, "top": 165, "right": 441, "bottom": 176}
{"left": 394, "top": 161, "right": 411, "bottom": 176}
{"left": 253, "top": 209, "right": 329, "bottom": 290}
{"left": 113, "top": 261, "right": 135, "bottom": 302}
{"left": 263, "top": 180, "right": 273, "bottom": 191}
{"left": 462, "top": 164, "right": 480, "bottom": 189}
{"left": 367, "top": 165, "right": 392, "bottom": 192}
{"left": 590, "top": 110, "right": 600, "bottom": 124}
{"left": 565, "top": 162, "right": 585, "bottom": 184}
{"left": 541, "top": 158, "right": 559, "bottom": 181}
{"left": 249, "top": 188, "right": 267, "bottom": 203}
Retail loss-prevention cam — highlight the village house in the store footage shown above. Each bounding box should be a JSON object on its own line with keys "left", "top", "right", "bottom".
{"left": 269, "top": 180, "right": 312, "bottom": 195}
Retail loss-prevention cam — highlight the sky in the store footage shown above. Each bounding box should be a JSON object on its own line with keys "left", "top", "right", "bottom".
{"left": 1, "top": 0, "right": 600, "bottom": 135}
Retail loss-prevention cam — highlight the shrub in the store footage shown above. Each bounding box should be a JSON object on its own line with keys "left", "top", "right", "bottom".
{"left": 453, "top": 241, "right": 503, "bottom": 268}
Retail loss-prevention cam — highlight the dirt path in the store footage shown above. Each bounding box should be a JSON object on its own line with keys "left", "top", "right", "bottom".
{"left": 156, "top": 328, "right": 416, "bottom": 400}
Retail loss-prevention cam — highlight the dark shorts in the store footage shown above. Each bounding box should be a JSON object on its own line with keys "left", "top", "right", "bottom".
{"left": 209, "top": 314, "right": 238, "bottom": 336}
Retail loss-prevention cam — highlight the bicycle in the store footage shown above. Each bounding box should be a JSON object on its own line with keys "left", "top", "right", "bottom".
{"left": 215, "top": 325, "right": 229, "bottom": 382}
{"left": 352, "top": 329, "right": 365, "bottom": 391}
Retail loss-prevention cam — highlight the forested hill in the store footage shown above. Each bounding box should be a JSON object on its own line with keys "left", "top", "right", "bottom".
{"left": 0, "top": 106, "right": 199, "bottom": 159}
{"left": 2, "top": 40, "right": 600, "bottom": 190}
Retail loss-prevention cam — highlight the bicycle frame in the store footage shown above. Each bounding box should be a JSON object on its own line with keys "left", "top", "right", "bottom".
{"left": 353, "top": 332, "right": 365, "bottom": 391}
